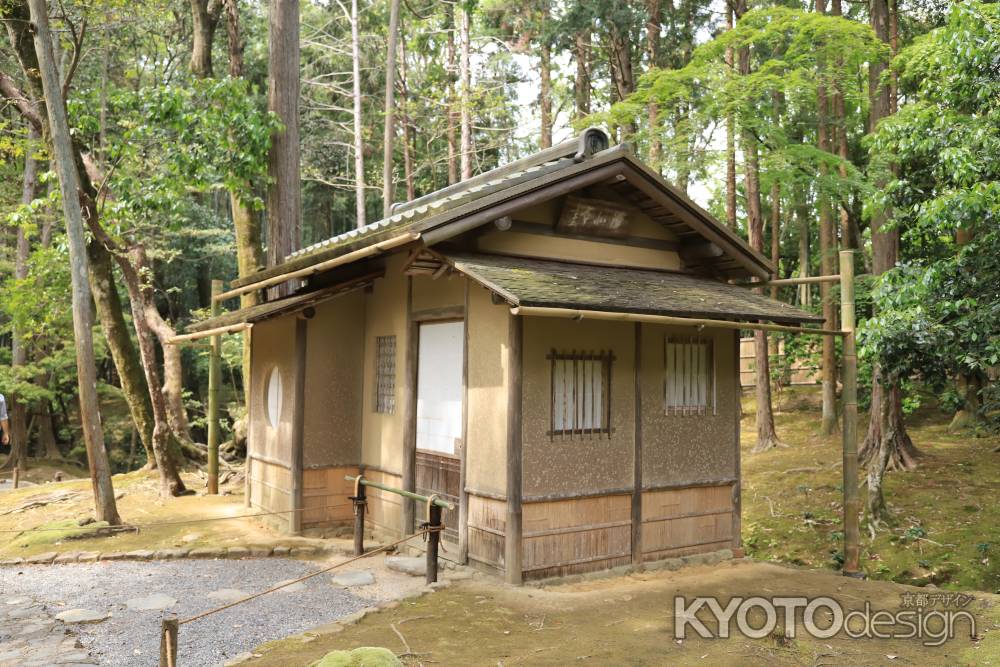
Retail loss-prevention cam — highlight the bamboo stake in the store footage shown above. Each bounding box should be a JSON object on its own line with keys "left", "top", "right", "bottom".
{"left": 207, "top": 280, "right": 222, "bottom": 495}
{"left": 167, "top": 322, "right": 250, "bottom": 345}
{"left": 840, "top": 250, "right": 861, "bottom": 576}
{"left": 510, "top": 306, "right": 844, "bottom": 337}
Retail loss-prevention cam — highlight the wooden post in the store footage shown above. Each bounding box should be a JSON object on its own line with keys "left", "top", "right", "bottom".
{"left": 458, "top": 282, "right": 470, "bottom": 564}
{"left": 207, "top": 280, "right": 222, "bottom": 495}
{"left": 426, "top": 503, "right": 442, "bottom": 584}
{"left": 352, "top": 477, "right": 367, "bottom": 556}
{"left": 290, "top": 318, "right": 308, "bottom": 535}
{"left": 840, "top": 250, "right": 861, "bottom": 576}
{"left": 505, "top": 313, "right": 524, "bottom": 585}
{"left": 631, "top": 322, "right": 643, "bottom": 565}
{"left": 12, "top": 468, "right": 19, "bottom": 490}
{"left": 159, "top": 616, "right": 178, "bottom": 667}
{"left": 732, "top": 331, "right": 743, "bottom": 555}
{"left": 402, "top": 278, "right": 418, "bottom": 534}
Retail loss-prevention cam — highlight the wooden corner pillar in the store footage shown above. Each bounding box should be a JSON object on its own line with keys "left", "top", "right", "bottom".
{"left": 290, "top": 316, "right": 308, "bottom": 535}
{"left": 402, "top": 277, "right": 418, "bottom": 534}
{"left": 732, "top": 330, "right": 742, "bottom": 553}
{"left": 458, "top": 281, "right": 471, "bottom": 564}
{"left": 840, "top": 250, "right": 861, "bottom": 575}
{"left": 631, "top": 322, "right": 643, "bottom": 564}
{"left": 505, "top": 312, "right": 524, "bottom": 584}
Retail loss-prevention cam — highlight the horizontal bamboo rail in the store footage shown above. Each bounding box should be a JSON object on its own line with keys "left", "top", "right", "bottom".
{"left": 741, "top": 273, "right": 870, "bottom": 287}
{"left": 166, "top": 322, "right": 250, "bottom": 345}
{"left": 509, "top": 306, "right": 845, "bottom": 337}
{"left": 214, "top": 232, "right": 420, "bottom": 303}
{"left": 344, "top": 474, "right": 455, "bottom": 510}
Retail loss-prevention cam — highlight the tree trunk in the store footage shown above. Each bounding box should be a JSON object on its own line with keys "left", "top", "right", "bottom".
{"left": 266, "top": 0, "right": 301, "bottom": 288}
{"left": 445, "top": 3, "right": 458, "bottom": 185}
{"left": 646, "top": 0, "right": 661, "bottom": 170}
{"left": 399, "top": 24, "right": 414, "bottom": 202}
{"left": 950, "top": 374, "right": 982, "bottom": 431}
{"left": 351, "top": 0, "right": 366, "bottom": 226}
{"left": 539, "top": 41, "right": 552, "bottom": 150}
{"left": 190, "top": 0, "right": 220, "bottom": 77}
{"left": 382, "top": 0, "right": 400, "bottom": 216}
{"left": 36, "top": 400, "right": 60, "bottom": 460}
{"left": 3, "top": 123, "right": 38, "bottom": 472}
{"left": 573, "top": 29, "right": 591, "bottom": 120}
{"left": 816, "top": 1, "right": 838, "bottom": 436}
{"left": 796, "top": 185, "right": 811, "bottom": 307}
{"left": 459, "top": 4, "right": 472, "bottom": 180}
{"left": 724, "top": 6, "right": 737, "bottom": 231}
{"left": 28, "top": 0, "right": 120, "bottom": 523}
{"left": 830, "top": 0, "right": 852, "bottom": 249}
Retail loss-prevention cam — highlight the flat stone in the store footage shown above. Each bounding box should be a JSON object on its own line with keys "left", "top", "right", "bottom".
{"left": 330, "top": 570, "right": 375, "bottom": 587}
{"left": 100, "top": 552, "right": 126, "bottom": 561}
{"left": 54, "top": 552, "right": 81, "bottom": 564}
{"left": 227, "top": 547, "right": 250, "bottom": 559}
{"left": 55, "top": 609, "right": 109, "bottom": 624}
{"left": 289, "top": 546, "right": 318, "bottom": 558}
{"left": 76, "top": 552, "right": 100, "bottom": 563}
{"left": 53, "top": 651, "right": 91, "bottom": 662}
{"left": 0, "top": 558, "right": 24, "bottom": 566}
{"left": 273, "top": 579, "right": 307, "bottom": 593}
{"left": 154, "top": 549, "right": 188, "bottom": 560}
{"left": 272, "top": 546, "right": 291, "bottom": 556}
{"left": 26, "top": 552, "right": 57, "bottom": 564}
{"left": 223, "top": 653, "right": 255, "bottom": 666}
{"left": 206, "top": 588, "right": 249, "bottom": 604}
{"left": 385, "top": 555, "right": 427, "bottom": 577}
{"left": 124, "top": 550, "right": 155, "bottom": 560}
{"left": 125, "top": 593, "right": 177, "bottom": 611}
{"left": 188, "top": 547, "right": 224, "bottom": 559}
{"left": 248, "top": 546, "right": 273, "bottom": 557}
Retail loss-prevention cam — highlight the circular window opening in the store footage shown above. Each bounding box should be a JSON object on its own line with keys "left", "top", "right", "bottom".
{"left": 264, "top": 367, "right": 283, "bottom": 428}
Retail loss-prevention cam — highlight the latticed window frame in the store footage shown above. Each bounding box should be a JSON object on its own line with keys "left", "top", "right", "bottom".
{"left": 547, "top": 349, "right": 615, "bottom": 440}
{"left": 664, "top": 336, "right": 716, "bottom": 416}
{"left": 374, "top": 335, "right": 396, "bottom": 414}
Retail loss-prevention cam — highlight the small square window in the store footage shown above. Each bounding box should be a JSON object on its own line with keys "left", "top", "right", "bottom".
{"left": 549, "top": 350, "right": 613, "bottom": 438}
{"left": 374, "top": 335, "right": 396, "bottom": 414}
{"left": 665, "top": 337, "right": 715, "bottom": 416}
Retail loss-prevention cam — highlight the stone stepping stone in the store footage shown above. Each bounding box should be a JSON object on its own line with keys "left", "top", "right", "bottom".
{"left": 125, "top": 593, "right": 177, "bottom": 611}
{"left": 55, "top": 609, "right": 109, "bottom": 624}
{"left": 273, "top": 579, "right": 306, "bottom": 593}
{"left": 206, "top": 589, "right": 250, "bottom": 604}
{"left": 330, "top": 570, "right": 375, "bottom": 588}
{"left": 385, "top": 556, "right": 426, "bottom": 577}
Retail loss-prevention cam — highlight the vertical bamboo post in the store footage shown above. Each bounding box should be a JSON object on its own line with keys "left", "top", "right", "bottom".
{"left": 12, "top": 468, "right": 19, "bottom": 490}
{"left": 425, "top": 503, "right": 442, "bottom": 585}
{"left": 159, "top": 616, "right": 178, "bottom": 667}
{"left": 207, "top": 280, "right": 222, "bottom": 495}
{"left": 839, "top": 250, "right": 861, "bottom": 576}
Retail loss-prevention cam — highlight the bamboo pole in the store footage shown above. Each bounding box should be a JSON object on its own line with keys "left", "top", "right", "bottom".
{"left": 344, "top": 475, "right": 455, "bottom": 510}
{"left": 840, "top": 250, "right": 861, "bottom": 576}
{"left": 510, "top": 306, "right": 845, "bottom": 337}
{"left": 207, "top": 280, "right": 222, "bottom": 495}
{"left": 213, "top": 232, "right": 419, "bottom": 303}
{"left": 167, "top": 322, "right": 250, "bottom": 345}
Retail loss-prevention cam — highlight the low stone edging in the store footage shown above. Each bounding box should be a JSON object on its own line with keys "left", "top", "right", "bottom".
{"left": 525, "top": 547, "right": 738, "bottom": 588}
{"left": 0, "top": 543, "right": 350, "bottom": 567}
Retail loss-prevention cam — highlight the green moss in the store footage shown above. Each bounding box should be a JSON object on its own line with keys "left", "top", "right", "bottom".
{"left": 309, "top": 647, "right": 401, "bottom": 667}
{"left": 11, "top": 519, "right": 111, "bottom": 548}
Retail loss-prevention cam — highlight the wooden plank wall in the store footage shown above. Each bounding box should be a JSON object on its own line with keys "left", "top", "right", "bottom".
{"left": 362, "top": 469, "right": 404, "bottom": 537}
{"left": 739, "top": 337, "right": 818, "bottom": 387}
{"left": 247, "top": 456, "right": 292, "bottom": 531}
{"left": 467, "top": 494, "right": 506, "bottom": 572}
{"left": 521, "top": 494, "right": 632, "bottom": 580}
{"left": 641, "top": 483, "right": 734, "bottom": 561}
{"left": 302, "top": 466, "right": 359, "bottom": 528}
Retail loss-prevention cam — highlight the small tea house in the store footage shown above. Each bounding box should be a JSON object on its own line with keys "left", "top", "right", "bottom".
{"left": 187, "top": 129, "right": 820, "bottom": 583}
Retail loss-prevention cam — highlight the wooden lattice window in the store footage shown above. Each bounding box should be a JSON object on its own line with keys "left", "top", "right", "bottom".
{"left": 374, "top": 335, "right": 396, "bottom": 414}
{"left": 548, "top": 350, "right": 614, "bottom": 438}
{"left": 665, "top": 337, "right": 716, "bottom": 416}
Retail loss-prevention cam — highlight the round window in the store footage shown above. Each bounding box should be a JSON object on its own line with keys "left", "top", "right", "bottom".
{"left": 264, "top": 367, "right": 283, "bottom": 428}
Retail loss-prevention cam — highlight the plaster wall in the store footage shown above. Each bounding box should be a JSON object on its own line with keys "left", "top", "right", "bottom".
{"left": 640, "top": 325, "right": 739, "bottom": 486}
{"left": 520, "top": 317, "right": 635, "bottom": 498}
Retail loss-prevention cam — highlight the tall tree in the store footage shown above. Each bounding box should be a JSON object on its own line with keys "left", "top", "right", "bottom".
{"left": 382, "top": 0, "right": 401, "bottom": 215}
{"left": 724, "top": 5, "right": 737, "bottom": 231}
{"left": 350, "top": 0, "right": 366, "bottom": 226}
{"left": 459, "top": 3, "right": 473, "bottom": 180}
{"left": 26, "top": 0, "right": 120, "bottom": 523}
{"left": 267, "top": 0, "right": 302, "bottom": 277}
{"left": 190, "top": 0, "right": 222, "bottom": 77}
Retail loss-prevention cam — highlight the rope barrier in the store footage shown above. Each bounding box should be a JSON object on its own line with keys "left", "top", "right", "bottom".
{"left": 178, "top": 527, "right": 441, "bottom": 626}
{"left": 0, "top": 502, "right": 357, "bottom": 535}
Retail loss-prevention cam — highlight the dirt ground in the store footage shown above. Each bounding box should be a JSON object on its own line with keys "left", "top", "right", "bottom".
{"left": 248, "top": 559, "right": 998, "bottom": 666}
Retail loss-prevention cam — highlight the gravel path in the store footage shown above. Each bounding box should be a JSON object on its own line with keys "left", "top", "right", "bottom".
{"left": 0, "top": 559, "right": 372, "bottom": 666}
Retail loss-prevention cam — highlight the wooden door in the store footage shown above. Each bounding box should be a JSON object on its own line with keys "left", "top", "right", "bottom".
{"left": 414, "top": 320, "right": 464, "bottom": 544}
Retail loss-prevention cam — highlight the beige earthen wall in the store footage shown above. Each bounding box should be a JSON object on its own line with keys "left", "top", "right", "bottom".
{"left": 520, "top": 317, "right": 635, "bottom": 498}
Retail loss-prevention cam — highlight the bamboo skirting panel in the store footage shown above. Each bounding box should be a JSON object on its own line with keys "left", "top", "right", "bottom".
{"left": 361, "top": 469, "right": 404, "bottom": 536}
{"left": 641, "top": 484, "right": 734, "bottom": 561}
{"left": 521, "top": 494, "right": 632, "bottom": 580}
{"left": 467, "top": 494, "right": 506, "bottom": 571}
{"left": 302, "top": 466, "right": 359, "bottom": 528}
{"left": 247, "top": 457, "right": 292, "bottom": 530}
